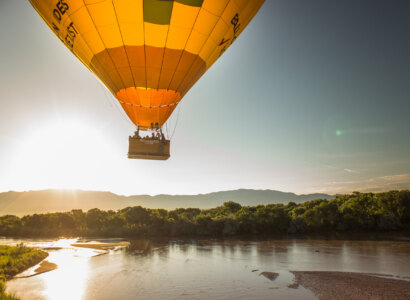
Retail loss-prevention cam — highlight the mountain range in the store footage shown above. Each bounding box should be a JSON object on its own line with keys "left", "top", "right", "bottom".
{"left": 0, "top": 189, "right": 334, "bottom": 216}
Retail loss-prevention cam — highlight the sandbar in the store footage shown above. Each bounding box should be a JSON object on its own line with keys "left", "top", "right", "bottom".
{"left": 259, "top": 272, "right": 279, "bottom": 281}
{"left": 71, "top": 242, "right": 130, "bottom": 250}
{"left": 34, "top": 261, "right": 58, "bottom": 274}
{"left": 291, "top": 271, "right": 410, "bottom": 300}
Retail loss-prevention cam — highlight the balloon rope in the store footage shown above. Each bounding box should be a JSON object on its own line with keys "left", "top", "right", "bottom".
{"left": 101, "top": 85, "right": 136, "bottom": 129}
{"left": 170, "top": 104, "right": 182, "bottom": 139}
{"left": 101, "top": 85, "right": 113, "bottom": 108}
{"left": 165, "top": 122, "right": 169, "bottom": 139}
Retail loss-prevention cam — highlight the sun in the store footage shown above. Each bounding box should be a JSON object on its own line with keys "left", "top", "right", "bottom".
{"left": 7, "top": 117, "right": 119, "bottom": 191}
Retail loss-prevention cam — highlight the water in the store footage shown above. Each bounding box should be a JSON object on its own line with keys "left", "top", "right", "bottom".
{"left": 2, "top": 238, "right": 410, "bottom": 300}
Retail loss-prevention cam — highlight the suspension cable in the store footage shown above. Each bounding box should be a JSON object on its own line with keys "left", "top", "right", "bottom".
{"left": 100, "top": 85, "right": 136, "bottom": 130}
{"left": 170, "top": 104, "right": 182, "bottom": 139}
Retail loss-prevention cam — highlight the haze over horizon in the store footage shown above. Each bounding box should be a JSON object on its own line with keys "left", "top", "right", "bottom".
{"left": 1, "top": 0, "right": 409, "bottom": 196}
{"left": 1, "top": 187, "right": 334, "bottom": 197}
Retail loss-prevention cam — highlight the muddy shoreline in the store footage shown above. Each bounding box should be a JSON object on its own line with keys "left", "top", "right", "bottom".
{"left": 291, "top": 271, "right": 410, "bottom": 300}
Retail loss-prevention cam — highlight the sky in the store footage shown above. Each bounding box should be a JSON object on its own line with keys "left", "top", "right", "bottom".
{"left": 0, "top": 0, "right": 409, "bottom": 196}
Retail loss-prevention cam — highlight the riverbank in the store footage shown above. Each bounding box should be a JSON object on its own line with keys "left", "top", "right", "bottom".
{"left": 292, "top": 271, "right": 410, "bottom": 299}
{"left": 0, "top": 244, "right": 48, "bottom": 299}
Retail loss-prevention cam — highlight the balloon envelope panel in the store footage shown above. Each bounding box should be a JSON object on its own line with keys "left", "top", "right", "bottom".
{"left": 29, "top": 0, "right": 265, "bottom": 128}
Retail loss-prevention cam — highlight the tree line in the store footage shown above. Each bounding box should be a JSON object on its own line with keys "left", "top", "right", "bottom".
{"left": 0, "top": 191, "right": 409, "bottom": 238}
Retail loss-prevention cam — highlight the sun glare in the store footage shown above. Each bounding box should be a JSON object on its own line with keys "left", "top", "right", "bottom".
{"left": 7, "top": 118, "right": 119, "bottom": 190}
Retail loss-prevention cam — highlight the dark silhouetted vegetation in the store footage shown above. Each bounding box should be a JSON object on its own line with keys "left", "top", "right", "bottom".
{"left": 0, "top": 191, "right": 409, "bottom": 238}
{"left": 0, "top": 244, "right": 48, "bottom": 299}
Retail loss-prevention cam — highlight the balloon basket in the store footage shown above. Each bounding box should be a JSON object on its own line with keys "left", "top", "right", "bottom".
{"left": 128, "top": 136, "right": 170, "bottom": 160}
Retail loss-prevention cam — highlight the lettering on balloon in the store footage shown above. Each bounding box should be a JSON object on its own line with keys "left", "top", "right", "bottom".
{"left": 49, "top": 1, "right": 78, "bottom": 50}
{"left": 51, "top": 22, "right": 60, "bottom": 34}
{"left": 231, "top": 13, "right": 241, "bottom": 42}
{"left": 65, "top": 22, "right": 78, "bottom": 49}
{"left": 50, "top": 22, "right": 66, "bottom": 46}
{"left": 219, "top": 13, "right": 241, "bottom": 56}
{"left": 219, "top": 38, "right": 230, "bottom": 47}
{"left": 53, "top": 0, "right": 69, "bottom": 24}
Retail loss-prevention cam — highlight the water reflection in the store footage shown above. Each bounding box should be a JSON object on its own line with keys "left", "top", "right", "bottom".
{"left": 2, "top": 238, "right": 410, "bottom": 300}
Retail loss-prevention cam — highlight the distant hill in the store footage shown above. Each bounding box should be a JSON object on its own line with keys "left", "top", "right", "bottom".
{"left": 0, "top": 189, "right": 334, "bottom": 216}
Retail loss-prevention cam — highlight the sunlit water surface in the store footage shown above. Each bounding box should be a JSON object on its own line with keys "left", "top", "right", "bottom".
{"left": 2, "top": 238, "right": 410, "bottom": 300}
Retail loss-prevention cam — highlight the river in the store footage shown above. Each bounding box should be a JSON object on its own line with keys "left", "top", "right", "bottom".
{"left": 1, "top": 238, "right": 410, "bottom": 299}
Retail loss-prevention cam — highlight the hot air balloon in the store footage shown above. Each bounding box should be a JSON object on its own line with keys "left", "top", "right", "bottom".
{"left": 29, "top": 0, "right": 265, "bottom": 160}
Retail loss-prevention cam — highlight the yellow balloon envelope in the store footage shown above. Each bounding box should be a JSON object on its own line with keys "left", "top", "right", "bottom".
{"left": 29, "top": 0, "right": 265, "bottom": 128}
